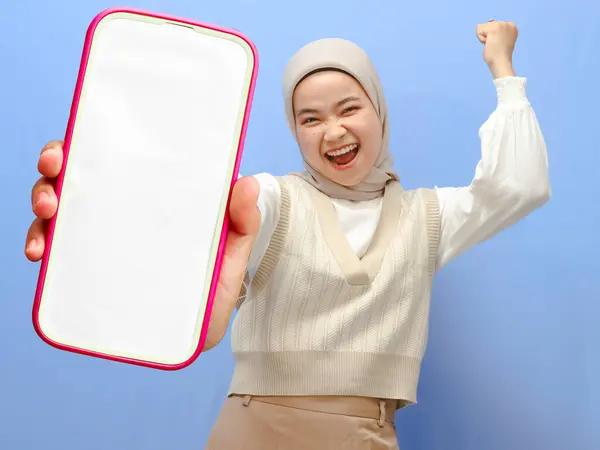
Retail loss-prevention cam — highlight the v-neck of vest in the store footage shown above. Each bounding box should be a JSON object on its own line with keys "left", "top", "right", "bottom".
{"left": 307, "top": 181, "right": 402, "bottom": 286}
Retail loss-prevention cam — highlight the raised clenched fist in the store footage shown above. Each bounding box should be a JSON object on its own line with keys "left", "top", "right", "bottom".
{"left": 476, "top": 20, "right": 518, "bottom": 78}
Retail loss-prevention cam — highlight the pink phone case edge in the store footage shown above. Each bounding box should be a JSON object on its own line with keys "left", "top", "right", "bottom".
{"left": 31, "top": 6, "right": 260, "bottom": 371}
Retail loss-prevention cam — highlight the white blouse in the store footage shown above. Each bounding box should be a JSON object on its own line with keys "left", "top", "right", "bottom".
{"left": 244, "top": 76, "right": 551, "bottom": 279}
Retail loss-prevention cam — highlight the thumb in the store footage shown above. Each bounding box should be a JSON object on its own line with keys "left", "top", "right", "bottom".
{"left": 476, "top": 23, "right": 489, "bottom": 44}
{"left": 228, "top": 176, "right": 260, "bottom": 237}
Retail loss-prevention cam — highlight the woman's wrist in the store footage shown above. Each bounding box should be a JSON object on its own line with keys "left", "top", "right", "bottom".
{"left": 488, "top": 58, "right": 516, "bottom": 79}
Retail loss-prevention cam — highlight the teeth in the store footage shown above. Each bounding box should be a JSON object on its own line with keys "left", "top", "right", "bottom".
{"left": 326, "top": 144, "right": 358, "bottom": 157}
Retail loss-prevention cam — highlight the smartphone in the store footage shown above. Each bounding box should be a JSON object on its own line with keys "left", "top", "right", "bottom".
{"left": 31, "top": 7, "right": 258, "bottom": 370}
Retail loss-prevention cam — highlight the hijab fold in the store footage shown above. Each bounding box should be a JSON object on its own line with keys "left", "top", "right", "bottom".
{"left": 282, "top": 38, "right": 401, "bottom": 201}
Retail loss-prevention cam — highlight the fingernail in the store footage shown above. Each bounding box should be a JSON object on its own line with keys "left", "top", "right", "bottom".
{"left": 36, "top": 192, "right": 49, "bottom": 204}
{"left": 27, "top": 239, "right": 38, "bottom": 251}
{"left": 47, "top": 148, "right": 62, "bottom": 159}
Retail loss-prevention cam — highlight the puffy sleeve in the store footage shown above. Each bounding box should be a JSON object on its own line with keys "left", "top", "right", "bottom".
{"left": 435, "top": 76, "right": 551, "bottom": 269}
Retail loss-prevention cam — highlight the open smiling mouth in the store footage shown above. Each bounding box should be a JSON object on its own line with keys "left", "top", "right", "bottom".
{"left": 325, "top": 144, "right": 360, "bottom": 167}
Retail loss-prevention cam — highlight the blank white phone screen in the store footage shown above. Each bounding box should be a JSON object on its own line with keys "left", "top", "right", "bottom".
{"left": 37, "top": 13, "right": 254, "bottom": 366}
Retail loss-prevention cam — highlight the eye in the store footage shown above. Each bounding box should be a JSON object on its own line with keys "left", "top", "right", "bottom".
{"left": 302, "top": 117, "right": 318, "bottom": 125}
{"left": 341, "top": 106, "right": 359, "bottom": 115}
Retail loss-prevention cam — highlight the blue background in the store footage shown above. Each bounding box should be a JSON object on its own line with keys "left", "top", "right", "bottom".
{"left": 1, "top": 1, "right": 597, "bottom": 449}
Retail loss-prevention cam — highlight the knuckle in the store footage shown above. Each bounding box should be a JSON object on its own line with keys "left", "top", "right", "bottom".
{"left": 42, "top": 140, "right": 64, "bottom": 154}
{"left": 29, "top": 218, "right": 43, "bottom": 237}
{"left": 32, "top": 178, "right": 52, "bottom": 198}
{"left": 28, "top": 220, "right": 37, "bottom": 236}
{"left": 31, "top": 177, "right": 43, "bottom": 194}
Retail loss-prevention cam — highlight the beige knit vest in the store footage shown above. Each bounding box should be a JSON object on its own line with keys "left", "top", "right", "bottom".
{"left": 229, "top": 175, "right": 440, "bottom": 403}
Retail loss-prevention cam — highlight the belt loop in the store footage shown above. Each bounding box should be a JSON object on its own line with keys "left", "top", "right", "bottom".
{"left": 377, "top": 400, "right": 386, "bottom": 427}
{"left": 242, "top": 395, "right": 252, "bottom": 407}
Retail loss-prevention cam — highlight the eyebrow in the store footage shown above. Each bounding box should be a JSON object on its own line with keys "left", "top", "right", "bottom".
{"left": 296, "top": 96, "right": 361, "bottom": 117}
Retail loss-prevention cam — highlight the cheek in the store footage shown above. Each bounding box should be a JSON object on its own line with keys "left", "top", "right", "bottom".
{"left": 356, "top": 121, "right": 382, "bottom": 161}
{"left": 296, "top": 129, "right": 322, "bottom": 161}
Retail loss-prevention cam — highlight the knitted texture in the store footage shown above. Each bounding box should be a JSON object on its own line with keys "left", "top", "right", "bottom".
{"left": 230, "top": 175, "right": 440, "bottom": 402}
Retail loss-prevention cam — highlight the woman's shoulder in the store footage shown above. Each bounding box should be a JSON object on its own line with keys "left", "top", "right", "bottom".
{"left": 388, "top": 181, "right": 436, "bottom": 199}
{"left": 393, "top": 185, "right": 440, "bottom": 217}
{"left": 245, "top": 172, "right": 282, "bottom": 208}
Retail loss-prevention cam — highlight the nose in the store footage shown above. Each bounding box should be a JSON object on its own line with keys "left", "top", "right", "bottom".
{"left": 323, "top": 121, "right": 346, "bottom": 142}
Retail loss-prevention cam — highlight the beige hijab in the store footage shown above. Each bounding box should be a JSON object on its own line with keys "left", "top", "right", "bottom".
{"left": 282, "top": 38, "right": 400, "bottom": 201}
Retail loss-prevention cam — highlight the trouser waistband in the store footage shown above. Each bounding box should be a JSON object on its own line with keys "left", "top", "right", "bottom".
{"left": 229, "top": 394, "right": 397, "bottom": 427}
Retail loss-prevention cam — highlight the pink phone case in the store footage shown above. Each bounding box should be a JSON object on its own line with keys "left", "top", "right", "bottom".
{"left": 32, "top": 7, "right": 259, "bottom": 370}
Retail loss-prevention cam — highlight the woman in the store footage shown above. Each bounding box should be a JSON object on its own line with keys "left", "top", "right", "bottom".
{"left": 25, "top": 19, "right": 550, "bottom": 450}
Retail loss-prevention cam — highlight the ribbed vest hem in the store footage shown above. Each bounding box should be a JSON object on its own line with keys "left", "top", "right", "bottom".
{"left": 228, "top": 351, "right": 421, "bottom": 403}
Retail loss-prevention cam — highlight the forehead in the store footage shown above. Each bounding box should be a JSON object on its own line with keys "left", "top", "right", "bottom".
{"left": 293, "top": 70, "right": 367, "bottom": 106}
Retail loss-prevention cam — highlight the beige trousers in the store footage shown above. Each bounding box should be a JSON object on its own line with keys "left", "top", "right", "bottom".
{"left": 205, "top": 394, "right": 400, "bottom": 449}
